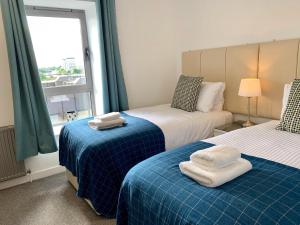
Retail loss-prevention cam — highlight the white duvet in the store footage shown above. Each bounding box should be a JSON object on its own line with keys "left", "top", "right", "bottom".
{"left": 126, "top": 104, "right": 232, "bottom": 150}
{"left": 206, "top": 120, "right": 300, "bottom": 169}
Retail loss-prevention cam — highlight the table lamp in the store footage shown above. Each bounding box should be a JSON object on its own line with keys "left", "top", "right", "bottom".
{"left": 238, "top": 78, "right": 261, "bottom": 127}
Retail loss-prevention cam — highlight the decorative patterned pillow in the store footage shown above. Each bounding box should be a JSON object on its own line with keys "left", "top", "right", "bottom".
{"left": 277, "top": 79, "right": 300, "bottom": 134}
{"left": 171, "top": 75, "right": 203, "bottom": 112}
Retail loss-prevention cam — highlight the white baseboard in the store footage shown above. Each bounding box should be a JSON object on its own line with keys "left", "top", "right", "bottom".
{"left": 0, "top": 165, "right": 66, "bottom": 191}
{"left": 31, "top": 165, "right": 66, "bottom": 181}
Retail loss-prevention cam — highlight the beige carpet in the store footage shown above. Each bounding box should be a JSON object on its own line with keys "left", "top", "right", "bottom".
{"left": 0, "top": 173, "right": 116, "bottom": 225}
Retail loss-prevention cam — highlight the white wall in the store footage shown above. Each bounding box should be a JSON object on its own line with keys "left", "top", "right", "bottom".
{"left": 176, "top": 0, "right": 300, "bottom": 53}
{"left": 116, "top": 0, "right": 179, "bottom": 108}
{"left": 117, "top": 0, "right": 300, "bottom": 108}
{"left": 0, "top": 9, "right": 14, "bottom": 127}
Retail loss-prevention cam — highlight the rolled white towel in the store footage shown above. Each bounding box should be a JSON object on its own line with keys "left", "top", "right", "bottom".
{"left": 94, "top": 112, "right": 121, "bottom": 122}
{"left": 179, "top": 159, "right": 252, "bottom": 188}
{"left": 88, "top": 117, "right": 125, "bottom": 130}
{"left": 190, "top": 145, "right": 241, "bottom": 169}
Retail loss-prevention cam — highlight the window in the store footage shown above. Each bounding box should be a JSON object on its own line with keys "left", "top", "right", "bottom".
{"left": 26, "top": 6, "right": 95, "bottom": 126}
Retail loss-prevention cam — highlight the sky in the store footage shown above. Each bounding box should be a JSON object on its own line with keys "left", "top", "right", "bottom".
{"left": 27, "top": 16, "right": 85, "bottom": 69}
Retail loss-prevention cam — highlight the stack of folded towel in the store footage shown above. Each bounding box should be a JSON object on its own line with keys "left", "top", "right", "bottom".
{"left": 88, "top": 112, "right": 126, "bottom": 130}
{"left": 179, "top": 145, "right": 252, "bottom": 187}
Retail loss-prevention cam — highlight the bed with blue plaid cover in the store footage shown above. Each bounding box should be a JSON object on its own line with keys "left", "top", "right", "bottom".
{"left": 117, "top": 141, "right": 300, "bottom": 225}
{"left": 59, "top": 113, "right": 165, "bottom": 218}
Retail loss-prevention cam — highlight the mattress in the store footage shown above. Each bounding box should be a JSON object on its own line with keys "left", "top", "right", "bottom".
{"left": 206, "top": 120, "right": 300, "bottom": 169}
{"left": 127, "top": 104, "right": 233, "bottom": 150}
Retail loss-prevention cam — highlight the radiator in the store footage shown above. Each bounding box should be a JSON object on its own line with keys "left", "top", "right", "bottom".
{"left": 0, "top": 126, "right": 26, "bottom": 182}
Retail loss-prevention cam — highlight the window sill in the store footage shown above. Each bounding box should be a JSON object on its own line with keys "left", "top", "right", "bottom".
{"left": 53, "top": 124, "right": 63, "bottom": 137}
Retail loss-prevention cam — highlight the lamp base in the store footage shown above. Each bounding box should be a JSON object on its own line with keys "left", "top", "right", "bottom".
{"left": 242, "top": 120, "right": 256, "bottom": 128}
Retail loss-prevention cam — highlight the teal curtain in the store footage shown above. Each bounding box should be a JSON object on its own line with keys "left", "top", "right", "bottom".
{"left": 96, "top": 0, "right": 129, "bottom": 113}
{"left": 0, "top": 0, "right": 57, "bottom": 160}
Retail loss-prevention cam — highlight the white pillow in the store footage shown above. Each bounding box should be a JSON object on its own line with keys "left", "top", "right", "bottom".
{"left": 280, "top": 83, "right": 292, "bottom": 118}
{"left": 196, "top": 82, "right": 225, "bottom": 112}
{"left": 211, "top": 83, "right": 225, "bottom": 111}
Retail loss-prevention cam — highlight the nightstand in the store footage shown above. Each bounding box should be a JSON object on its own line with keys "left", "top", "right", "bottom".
{"left": 214, "top": 121, "right": 244, "bottom": 137}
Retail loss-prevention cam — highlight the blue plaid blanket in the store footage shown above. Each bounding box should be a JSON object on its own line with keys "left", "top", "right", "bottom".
{"left": 117, "top": 141, "right": 300, "bottom": 225}
{"left": 59, "top": 113, "right": 165, "bottom": 218}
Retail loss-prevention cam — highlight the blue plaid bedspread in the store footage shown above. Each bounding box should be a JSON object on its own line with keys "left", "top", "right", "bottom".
{"left": 117, "top": 141, "right": 300, "bottom": 225}
{"left": 59, "top": 113, "right": 165, "bottom": 218}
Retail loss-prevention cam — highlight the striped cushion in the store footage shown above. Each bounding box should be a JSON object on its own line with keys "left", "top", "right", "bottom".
{"left": 171, "top": 75, "right": 203, "bottom": 112}
{"left": 277, "top": 79, "right": 300, "bottom": 134}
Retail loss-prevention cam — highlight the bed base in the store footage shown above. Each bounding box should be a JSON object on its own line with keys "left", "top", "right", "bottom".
{"left": 66, "top": 170, "right": 101, "bottom": 214}
{"left": 66, "top": 170, "right": 117, "bottom": 224}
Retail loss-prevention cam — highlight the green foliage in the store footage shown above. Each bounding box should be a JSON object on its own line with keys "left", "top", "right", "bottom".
{"left": 56, "top": 66, "right": 68, "bottom": 75}
{"left": 71, "top": 68, "right": 83, "bottom": 74}
{"left": 38, "top": 66, "right": 83, "bottom": 76}
{"left": 39, "top": 68, "right": 50, "bottom": 74}
{"left": 39, "top": 74, "right": 55, "bottom": 81}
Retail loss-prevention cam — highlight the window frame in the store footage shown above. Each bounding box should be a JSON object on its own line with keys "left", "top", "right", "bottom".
{"left": 25, "top": 6, "right": 95, "bottom": 115}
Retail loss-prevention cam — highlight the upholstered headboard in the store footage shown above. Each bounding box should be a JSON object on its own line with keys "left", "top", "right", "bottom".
{"left": 182, "top": 39, "right": 300, "bottom": 119}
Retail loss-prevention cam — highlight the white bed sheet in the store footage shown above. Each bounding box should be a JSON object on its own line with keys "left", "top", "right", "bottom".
{"left": 126, "top": 104, "right": 233, "bottom": 150}
{"left": 205, "top": 120, "right": 300, "bottom": 169}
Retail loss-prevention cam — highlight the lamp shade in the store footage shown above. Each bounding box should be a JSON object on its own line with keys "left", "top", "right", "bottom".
{"left": 238, "top": 78, "right": 261, "bottom": 97}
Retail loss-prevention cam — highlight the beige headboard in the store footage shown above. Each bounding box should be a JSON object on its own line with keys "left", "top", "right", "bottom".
{"left": 182, "top": 38, "right": 300, "bottom": 119}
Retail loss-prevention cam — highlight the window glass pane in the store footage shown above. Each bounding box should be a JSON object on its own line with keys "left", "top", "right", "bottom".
{"left": 46, "top": 92, "right": 92, "bottom": 125}
{"left": 27, "top": 16, "right": 87, "bottom": 88}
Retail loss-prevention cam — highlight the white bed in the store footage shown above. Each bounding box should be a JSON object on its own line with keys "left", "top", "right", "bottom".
{"left": 127, "top": 104, "right": 233, "bottom": 150}
{"left": 206, "top": 120, "right": 300, "bottom": 169}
